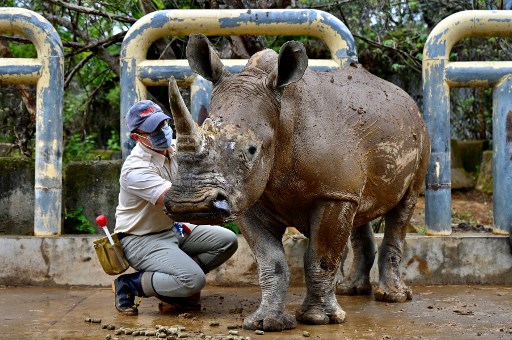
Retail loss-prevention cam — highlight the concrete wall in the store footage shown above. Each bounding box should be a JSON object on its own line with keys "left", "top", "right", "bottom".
{"left": 0, "top": 158, "right": 121, "bottom": 235}
{"left": 1, "top": 234, "right": 511, "bottom": 288}
{"left": 1, "top": 158, "right": 509, "bottom": 287}
{"left": 0, "top": 157, "right": 35, "bottom": 235}
{"left": 64, "top": 160, "right": 122, "bottom": 234}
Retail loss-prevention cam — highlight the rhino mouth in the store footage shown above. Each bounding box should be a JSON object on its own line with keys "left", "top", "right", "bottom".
{"left": 167, "top": 199, "right": 232, "bottom": 225}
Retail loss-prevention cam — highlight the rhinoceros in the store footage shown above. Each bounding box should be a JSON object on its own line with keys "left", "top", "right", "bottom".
{"left": 165, "top": 34, "right": 430, "bottom": 331}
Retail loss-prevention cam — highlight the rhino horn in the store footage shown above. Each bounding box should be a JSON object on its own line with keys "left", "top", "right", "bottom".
{"left": 168, "top": 77, "right": 202, "bottom": 152}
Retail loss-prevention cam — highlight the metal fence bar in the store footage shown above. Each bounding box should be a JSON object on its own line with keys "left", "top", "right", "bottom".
{"left": 446, "top": 62, "right": 512, "bottom": 88}
{"left": 422, "top": 10, "right": 512, "bottom": 235}
{"left": 120, "top": 9, "right": 357, "bottom": 158}
{"left": 492, "top": 75, "right": 512, "bottom": 234}
{"left": 0, "top": 59, "right": 41, "bottom": 84}
{"left": 0, "top": 8, "right": 64, "bottom": 236}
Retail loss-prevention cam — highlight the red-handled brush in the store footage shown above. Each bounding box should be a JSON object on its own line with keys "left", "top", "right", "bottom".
{"left": 96, "top": 215, "right": 114, "bottom": 245}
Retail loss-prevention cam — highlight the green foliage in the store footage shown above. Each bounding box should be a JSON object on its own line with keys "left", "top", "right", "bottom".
{"left": 448, "top": 33, "right": 506, "bottom": 141}
{"left": 8, "top": 41, "right": 37, "bottom": 58}
{"left": 64, "top": 207, "right": 97, "bottom": 234}
{"left": 0, "top": 134, "right": 10, "bottom": 143}
{"left": 106, "top": 85, "right": 121, "bottom": 114}
{"left": 179, "top": 0, "right": 200, "bottom": 9}
{"left": 451, "top": 209, "right": 477, "bottom": 226}
{"left": 391, "top": 63, "right": 404, "bottom": 72}
{"left": 63, "top": 87, "right": 87, "bottom": 128}
{"left": 451, "top": 87, "right": 493, "bottom": 141}
{"left": 107, "top": 130, "right": 121, "bottom": 151}
{"left": 266, "top": 35, "right": 330, "bottom": 59}
{"left": 223, "top": 222, "right": 240, "bottom": 234}
{"left": 63, "top": 133, "right": 98, "bottom": 163}
{"left": 413, "top": 225, "right": 426, "bottom": 235}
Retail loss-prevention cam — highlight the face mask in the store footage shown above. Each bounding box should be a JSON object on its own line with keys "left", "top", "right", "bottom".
{"left": 149, "top": 125, "right": 173, "bottom": 150}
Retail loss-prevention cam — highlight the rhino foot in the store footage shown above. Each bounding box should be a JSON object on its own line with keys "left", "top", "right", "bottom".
{"left": 243, "top": 308, "right": 296, "bottom": 331}
{"left": 374, "top": 284, "right": 412, "bottom": 302}
{"left": 335, "top": 279, "right": 372, "bottom": 296}
{"left": 295, "top": 301, "right": 346, "bottom": 325}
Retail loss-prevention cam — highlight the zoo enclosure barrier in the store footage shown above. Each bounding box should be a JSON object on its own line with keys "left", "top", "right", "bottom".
{"left": 3, "top": 8, "right": 510, "bottom": 237}
{"left": 422, "top": 10, "right": 512, "bottom": 236}
{"left": 119, "top": 8, "right": 358, "bottom": 159}
{"left": 0, "top": 8, "right": 64, "bottom": 236}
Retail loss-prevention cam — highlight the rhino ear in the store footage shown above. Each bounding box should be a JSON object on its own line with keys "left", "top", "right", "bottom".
{"left": 272, "top": 41, "right": 308, "bottom": 89}
{"left": 186, "top": 34, "right": 229, "bottom": 84}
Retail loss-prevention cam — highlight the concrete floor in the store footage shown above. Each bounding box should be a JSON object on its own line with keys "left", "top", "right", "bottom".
{"left": 1, "top": 285, "right": 512, "bottom": 340}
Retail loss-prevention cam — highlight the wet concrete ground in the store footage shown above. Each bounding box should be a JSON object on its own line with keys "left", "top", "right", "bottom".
{"left": 1, "top": 285, "right": 511, "bottom": 340}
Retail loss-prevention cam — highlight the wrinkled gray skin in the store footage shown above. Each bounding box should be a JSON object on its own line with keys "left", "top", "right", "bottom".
{"left": 165, "top": 34, "right": 430, "bottom": 332}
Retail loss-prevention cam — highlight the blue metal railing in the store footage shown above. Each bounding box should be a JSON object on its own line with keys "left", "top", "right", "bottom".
{"left": 0, "top": 8, "right": 64, "bottom": 235}
{"left": 422, "top": 10, "right": 512, "bottom": 235}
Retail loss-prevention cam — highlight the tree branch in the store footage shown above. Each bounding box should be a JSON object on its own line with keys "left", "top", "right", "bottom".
{"left": 65, "top": 53, "right": 95, "bottom": 88}
{"left": 42, "top": 0, "right": 137, "bottom": 23}
{"left": 354, "top": 33, "right": 422, "bottom": 73}
{"left": 305, "top": 0, "right": 356, "bottom": 10}
{"left": 92, "top": 47, "right": 120, "bottom": 76}
{"left": 44, "top": 13, "right": 123, "bottom": 76}
{"left": 66, "top": 31, "right": 126, "bottom": 57}
{"left": 45, "top": 13, "right": 126, "bottom": 53}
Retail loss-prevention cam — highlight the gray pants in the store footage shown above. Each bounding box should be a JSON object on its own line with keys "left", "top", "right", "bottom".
{"left": 120, "top": 224, "right": 238, "bottom": 298}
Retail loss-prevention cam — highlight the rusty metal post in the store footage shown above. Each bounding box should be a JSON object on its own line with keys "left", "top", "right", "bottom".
{"left": 422, "top": 10, "right": 512, "bottom": 235}
{"left": 492, "top": 75, "right": 512, "bottom": 235}
{"left": 0, "top": 8, "right": 64, "bottom": 235}
{"left": 120, "top": 9, "right": 357, "bottom": 159}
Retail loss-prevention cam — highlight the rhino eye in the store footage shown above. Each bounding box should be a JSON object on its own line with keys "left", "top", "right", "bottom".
{"left": 248, "top": 145, "right": 257, "bottom": 155}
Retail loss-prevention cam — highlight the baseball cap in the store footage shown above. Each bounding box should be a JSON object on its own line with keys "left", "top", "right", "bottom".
{"left": 126, "top": 100, "right": 170, "bottom": 133}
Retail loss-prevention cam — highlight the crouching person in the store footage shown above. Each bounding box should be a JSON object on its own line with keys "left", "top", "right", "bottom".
{"left": 113, "top": 100, "right": 238, "bottom": 316}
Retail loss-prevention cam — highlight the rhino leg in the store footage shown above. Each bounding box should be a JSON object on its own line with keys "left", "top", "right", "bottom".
{"left": 239, "top": 203, "right": 297, "bottom": 331}
{"left": 374, "top": 188, "right": 417, "bottom": 303}
{"left": 336, "top": 222, "right": 376, "bottom": 295}
{"left": 296, "top": 200, "right": 356, "bottom": 325}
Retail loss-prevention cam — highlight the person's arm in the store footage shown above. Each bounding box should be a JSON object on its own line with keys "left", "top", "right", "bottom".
{"left": 125, "top": 165, "right": 172, "bottom": 206}
{"left": 156, "top": 187, "right": 170, "bottom": 206}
